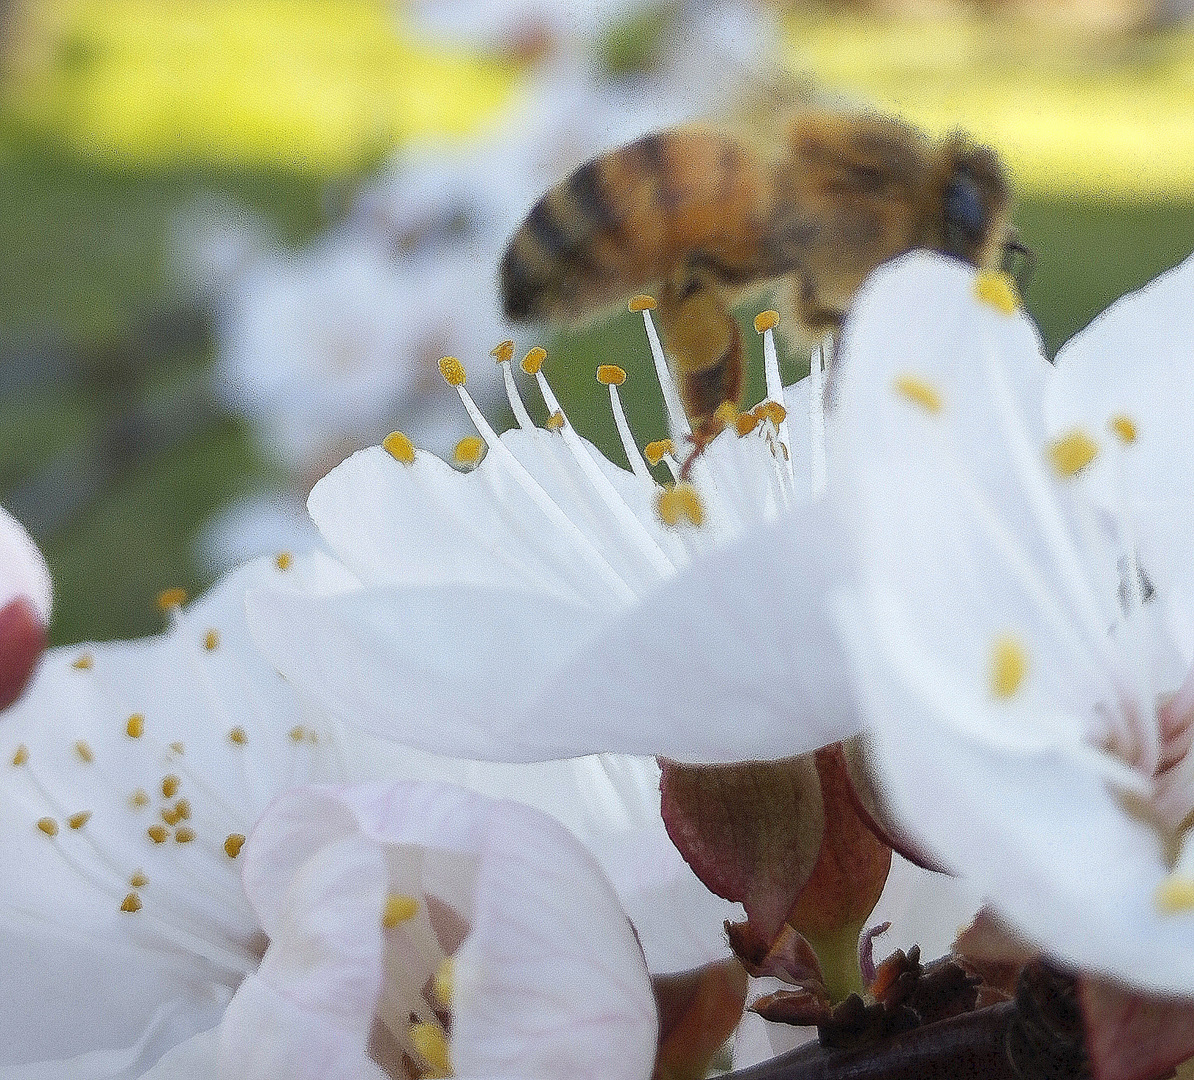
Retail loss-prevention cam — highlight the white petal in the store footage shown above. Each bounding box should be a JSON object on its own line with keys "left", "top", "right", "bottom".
{"left": 219, "top": 834, "right": 388, "bottom": 1080}
{"left": 0, "top": 996, "right": 228, "bottom": 1080}
{"left": 249, "top": 501, "right": 858, "bottom": 763}
{"left": 843, "top": 603, "right": 1194, "bottom": 994}
{"left": 529, "top": 503, "right": 860, "bottom": 763}
{"left": 141, "top": 1028, "right": 219, "bottom": 1080}
{"left": 0, "top": 505, "right": 50, "bottom": 621}
{"left": 1047, "top": 251, "right": 1194, "bottom": 609}
{"left": 866, "top": 854, "right": 982, "bottom": 965}
{"left": 450, "top": 797, "right": 657, "bottom": 1080}
{"left": 333, "top": 733, "right": 739, "bottom": 973}
{"left": 835, "top": 253, "right": 1117, "bottom": 756}
{"left": 0, "top": 554, "right": 347, "bottom": 1071}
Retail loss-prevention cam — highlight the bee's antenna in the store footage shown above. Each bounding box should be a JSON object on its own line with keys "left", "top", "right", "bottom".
{"left": 1002, "top": 236, "right": 1036, "bottom": 291}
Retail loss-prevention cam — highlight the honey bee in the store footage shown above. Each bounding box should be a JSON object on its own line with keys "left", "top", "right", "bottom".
{"left": 501, "top": 81, "right": 1027, "bottom": 441}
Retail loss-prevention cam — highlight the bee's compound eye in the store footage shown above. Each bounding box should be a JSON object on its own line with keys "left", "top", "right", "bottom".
{"left": 944, "top": 168, "right": 987, "bottom": 246}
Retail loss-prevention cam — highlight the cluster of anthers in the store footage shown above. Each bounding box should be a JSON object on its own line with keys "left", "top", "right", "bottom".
{"left": 381, "top": 294, "right": 832, "bottom": 610}
{"left": 7, "top": 568, "right": 335, "bottom": 972}
{"left": 885, "top": 269, "right": 1194, "bottom": 918}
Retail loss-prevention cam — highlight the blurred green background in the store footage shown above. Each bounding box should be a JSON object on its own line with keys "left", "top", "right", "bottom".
{"left": 1, "top": 0, "right": 1192, "bottom": 645}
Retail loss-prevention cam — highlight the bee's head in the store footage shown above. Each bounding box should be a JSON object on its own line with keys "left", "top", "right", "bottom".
{"left": 936, "top": 140, "right": 1026, "bottom": 282}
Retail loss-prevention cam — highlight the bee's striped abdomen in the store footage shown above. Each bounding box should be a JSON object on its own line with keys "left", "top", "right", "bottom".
{"left": 501, "top": 129, "right": 770, "bottom": 323}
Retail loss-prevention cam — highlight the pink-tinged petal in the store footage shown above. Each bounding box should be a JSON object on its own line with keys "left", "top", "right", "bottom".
{"left": 0, "top": 507, "right": 50, "bottom": 711}
{"left": 452, "top": 794, "right": 657, "bottom": 1080}
{"left": 1079, "top": 976, "right": 1194, "bottom": 1080}
{"left": 0, "top": 598, "right": 46, "bottom": 711}
{"left": 0, "top": 506, "right": 51, "bottom": 623}
{"left": 248, "top": 502, "right": 859, "bottom": 764}
{"left": 240, "top": 783, "right": 657, "bottom": 1080}
{"left": 1047, "top": 252, "right": 1194, "bottom": 609}
{"left": 219, "top": 834, "right": 388, "bottom": 1080}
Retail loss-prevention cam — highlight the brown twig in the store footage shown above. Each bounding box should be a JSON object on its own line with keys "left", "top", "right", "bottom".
{"left": 726, "top": 963, "right": 1090, "bottom": 1080}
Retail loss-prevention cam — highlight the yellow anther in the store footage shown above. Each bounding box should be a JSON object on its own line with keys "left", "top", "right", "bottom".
{"left": 37, "top": 817, "right": 58, "bottom": 837}
{"left": 438, "top": 356, "right": 467, "bottom": 386}
{"left": 75, "top": 740, "right": 94, "bottom": 763}
{"left": 491, "top": 340, "right": 515, "bottom": 364}
{"left": 597, "top": 364, "right": 627, "bottom": 386}
{"left": 275, "top": 551, "right": 293, "bottom": 571}
{"left": 228, "top": 726, "right": 247, "bottom": 745}
{"left": 521, "top": 346, "right": 547, "bottom": 375}
{"left": 1048, "top": 429, "right": 1099, "bottom": 477}
{"left": 162, "top": 775, "right": 181, "bottom": 798}
{"left": 120, "top": 893, "right": 142, "bottom": 913}
{"left": 713, "top": 401, "right": 739, "bottom": 428}
{"left": 644, "top": 439, "right": 673, "bottom": 466}
{"left": 12, "top": 744, "right": 28, "bottom": 766}
{"left": 129, "top": 788, "right": 150, "bottom": 809}
{"left": 203, "top": 629, "right": 220, "bottom": 651}
{"left": 156, "top": 587, "right": 187, "bottom": 611}
{"left": 453, "top": 436, "right": 486, "bottom": 468}
{"left": 224, "top": 833, "right": 246, "bottom": 859}
{"left": 759, "top": 400, "right": 787, "bottom": 426}
{"left": 1110, "top": 414, "right": 1138, "bottom": 445}
{"left": 72, "top": 653, "right": 93, "bottom": 670}
{"left": 67, "top": 811, "right": 91, "bottom": 830}
{"left": 432, "top": 957, "right": 454, "bottom": 1007}
{"left": 289, "top": 725, "right": 306, "bottom": 743}
{"left": 990, "top": 634, "right": 1028, "bottom": 699}
{"left": 169, "top": 742, "right": 184, "bottom": 756}
{"left": 754, "top": 309, "right": 781, "bottom": 333}
{"left": 174, "top": 825, "right": 196, "bottom": 844}
{"left": 546, "top": 410, "right": 565, "bottom": 432}
{"left": 893, "top": 374, "right": 944, "bottom": 414}
{"left": 657, "top": 484, "right": 705, "bottom": 528}
{"left": 129, "top": 870, "right": 148, "bottom": 888}
{"left": 383, "top": 431, "right": 416, "bottom": 465}
{"left": 628, "top": 294, "right": 656, "bottom": 312}
{"left": 736, "top": 411, "right": 761, "bottom": 436}
{"left": 174, "top": 798, "right": 191, "bottom": 820}
{"left": 1155, "top": 876, "right": 1194, "bottom": 913}
{"left": 382, "top": 893, "right": 419, "bottom": 929}
{"left": 126, "top": 713, "right": 145, "bottom": 739}
{"left": 161, "top": 805, "right": 182, "bottom": 826}
{"left": 974, "top": 270, "right": 1020, "bottom": 315}
{"left": 409, "top": 1022, "right": 453, "bottom": 1079}
{"left": 147, "top": 824, "right": 169, "bottom": 844}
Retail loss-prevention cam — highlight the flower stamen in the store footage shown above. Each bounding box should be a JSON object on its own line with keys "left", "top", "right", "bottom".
{"left": 1048, "top": 429, "right": 1099, "bottom": 478}
{"left": 990, "top": 634, "right": 1029, "bottom": 699}
{"left": 383, "top": 893, "right": 420, "bottom": 929}
{"left": 492, "top": 341, "right": 535, "bottom": 431}
{"left": 756, "top": 310, "right": 795, "bottom": 488}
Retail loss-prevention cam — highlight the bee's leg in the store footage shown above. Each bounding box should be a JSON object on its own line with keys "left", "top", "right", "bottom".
{"left": 657, "top": 265, "right": 744, "bottom": 476}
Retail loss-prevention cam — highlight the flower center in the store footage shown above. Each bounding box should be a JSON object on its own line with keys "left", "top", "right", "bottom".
{"left": 369, "top": 889, "right": 463, "bottom": 1079}
{"left": 377, "top": 299, "right": 831, "bottom": 618}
